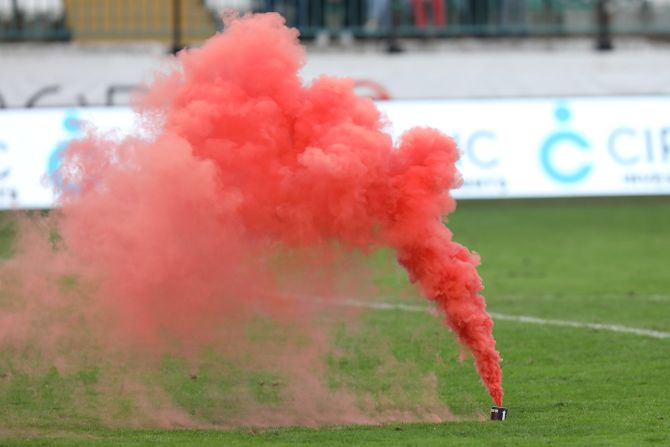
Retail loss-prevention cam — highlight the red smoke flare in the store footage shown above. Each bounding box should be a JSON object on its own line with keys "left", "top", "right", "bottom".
{"left": 59, "top": 13, "right": 502, "bottom": 406}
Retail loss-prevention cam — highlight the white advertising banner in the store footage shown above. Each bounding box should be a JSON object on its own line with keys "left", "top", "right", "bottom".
{"left": 380, "top": 97, "right": 670, "bottom": 199}
{"left": 0, "top": 107, "right": 135, "bottom": 209}
{"left": 0, "top": 96, "right": 669, "bottom": 209}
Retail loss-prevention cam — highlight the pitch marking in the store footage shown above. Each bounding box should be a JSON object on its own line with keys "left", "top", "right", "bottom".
{"left": 340, "top": 299, "right": 670, "bottom": 340}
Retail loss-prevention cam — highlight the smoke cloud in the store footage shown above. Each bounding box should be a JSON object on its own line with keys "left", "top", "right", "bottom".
{"left": 0, "top": 12, "right": 502, "bottom": 428}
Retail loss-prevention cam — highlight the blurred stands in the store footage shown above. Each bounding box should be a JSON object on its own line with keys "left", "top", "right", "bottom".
{"left": 63, "top": 0, "right": 214, "bottom": 44}
{"left": 0, "top": 0, "right": 68, "bottom": 40}
{"left": 0, "top": 0, "right": 669, "bottom": 45}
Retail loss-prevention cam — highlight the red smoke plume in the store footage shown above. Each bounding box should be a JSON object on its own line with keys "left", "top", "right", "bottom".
{"left": 59, "top": 13, "right": 502, "bottom": 406}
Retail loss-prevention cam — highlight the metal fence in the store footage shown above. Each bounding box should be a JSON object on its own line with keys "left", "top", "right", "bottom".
{"left": 1, "top": 0, "right": 669, "bottom": 43}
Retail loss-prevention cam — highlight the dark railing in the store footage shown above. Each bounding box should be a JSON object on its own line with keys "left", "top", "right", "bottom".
{"left": 0, "top": 0, "right": 669, "bottom": 44}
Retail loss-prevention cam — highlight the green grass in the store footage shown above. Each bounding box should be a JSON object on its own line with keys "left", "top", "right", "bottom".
{"left": 1, "top": 197, "right": 669, "bottom": 446}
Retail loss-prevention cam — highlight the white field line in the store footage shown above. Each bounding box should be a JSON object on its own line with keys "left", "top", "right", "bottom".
{"left": 496, "top": 293, "right": 670, "bottom": 302}
{"left": 487, "top": 312, "right": 670, "bottom": 340}
{"left": 339, "top": 299, "right": 670, "bottom": 340}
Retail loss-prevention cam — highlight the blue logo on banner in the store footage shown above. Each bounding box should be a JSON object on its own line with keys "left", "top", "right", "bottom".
{"left": 47, "top": 110, "right": 82, "bottom": 191}
{"left": 0, "top": 140, "right": 9, "bottom": 181}
{"left": 540, "top": 104, "right": 592, "bottom": 183}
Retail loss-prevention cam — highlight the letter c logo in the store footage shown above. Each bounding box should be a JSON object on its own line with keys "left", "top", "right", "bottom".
{"left": 540, "top": 132, "right": 592, "bottom": 184}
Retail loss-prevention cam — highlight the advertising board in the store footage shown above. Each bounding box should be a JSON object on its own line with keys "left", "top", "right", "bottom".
{"left": 0, "top": 96, "right": 668, "bottom": 208}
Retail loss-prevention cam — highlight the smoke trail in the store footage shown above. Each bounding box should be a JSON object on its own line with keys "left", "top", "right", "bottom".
{"left": 383, "top": 130, "right": 503, "bottom": 405}
{"left": 53, "top": 13, "right": 502, "bottom": 406}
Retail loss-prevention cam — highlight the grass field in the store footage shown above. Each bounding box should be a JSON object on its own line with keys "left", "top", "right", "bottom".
{"left": 1, "top": 197, "right": 669, "bottom": 446}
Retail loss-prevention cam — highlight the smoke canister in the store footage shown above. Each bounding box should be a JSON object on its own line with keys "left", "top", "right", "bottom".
{"left": 490, "top": 406, "right": 508, "bottom": 421}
